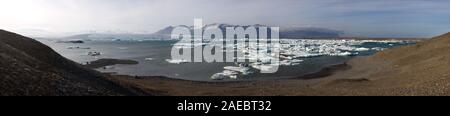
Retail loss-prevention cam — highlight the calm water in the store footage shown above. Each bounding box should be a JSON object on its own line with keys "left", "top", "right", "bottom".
{"left": 38, "top": 39, "right": 410, "bottom": 82}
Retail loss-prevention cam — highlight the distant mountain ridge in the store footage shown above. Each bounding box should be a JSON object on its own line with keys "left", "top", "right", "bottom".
{"left": 280, "top": 27, "right": 343, "bottom": 38}
{"left": 62, "top": 23, "right": 343, "bottom": 41}
{"left": 154, "top": 23, "right": 343, "bottom": 39}
{"left": 63, "top": 33, "right": 164, "bottom": 41}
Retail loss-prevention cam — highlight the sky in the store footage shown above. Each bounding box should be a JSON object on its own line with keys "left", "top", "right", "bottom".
{"left": 0, "top": 0, "right": 449, "bottom": 38}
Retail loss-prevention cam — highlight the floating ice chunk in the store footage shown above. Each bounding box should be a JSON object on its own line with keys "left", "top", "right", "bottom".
{"left": 275, "top": 39, "right": 407, "bottom": 58}
{"left": 224, "top": 66, "right": 252, "bottom": 75}
{"left": 229, "top": 75, "right": 238, "bottom": 79}
{"left": 251, "top": 63, "right": 278, "bottom": 72}
{"left": 88, "top": 52, "right": 101, "bottom": 56}
{"left": 330, "top": 52, "right": 353, "bottom": 56}
{"left": 371, "top": 47, "right": 385, "bottom": 51}
{"left": 354, "top": 47, "right": 370, "bottom": 51}
{"left": 259, "top": 65, "right": 278, "bottom": 72}
{"left": 280, "top": 55, "right": 293, "bottom": 60}
{"left": 223, "top": 70, "right": 239, "bottom": 75}
{"left": 166, "top": 59, "right": 190, "bottom": 64}
{"left": 211, "top": 70, "right": 239, "bottom": 80}
{"left": 224, "top": 66, "right": 246, "bottom": 72}
{"left": 272, "top": 59, "right": 303, "bottom": 66}
{"left": 291, "top": 59, "right": 304, "bottom": 63}
{"left": 279, "top": 60, "right": 292, "bottom": 66}
{"left": 211, "top": 73, "right": 228, "bottom": 80}
{"left": 144, "top": 58, "right": 154, "bottom": 61}
{"left": 106, "top": 66, "right": 115, "bottom": 69}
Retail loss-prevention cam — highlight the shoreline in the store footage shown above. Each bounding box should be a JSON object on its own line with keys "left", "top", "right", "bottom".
{"left": 92, "top": 58, "right": 351, "bottom": 83}
{"left": 85, "top": 58, "right": 139, "bottom": 69}
{"left": 106, "top": 62, "right": 350, "bottom": 83}
{"left": 104, "top": 62, "right": 351, "bottom": 96}
{"left": 295, "top": 63, "right": 350, "bottom": 80}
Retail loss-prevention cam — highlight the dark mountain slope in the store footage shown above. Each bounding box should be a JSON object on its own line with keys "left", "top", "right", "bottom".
{"left": 318, "top": 32, "right": 450, "bottom": 95}
{"left": 0, "top": 30, "right": 135, "bottom": 96}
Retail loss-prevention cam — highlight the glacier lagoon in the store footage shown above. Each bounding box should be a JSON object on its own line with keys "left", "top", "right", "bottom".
{"left": 39, "top": 38, "right": 413, "bottom": 82}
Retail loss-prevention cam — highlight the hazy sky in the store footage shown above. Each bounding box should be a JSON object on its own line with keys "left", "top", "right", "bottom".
{"left": 1, "top": 0, "right": 449, "bottom": 37}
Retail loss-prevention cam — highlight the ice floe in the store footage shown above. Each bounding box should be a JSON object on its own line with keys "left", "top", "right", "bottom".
{"left": 211, "top": 64, "right": 254, "bottom": 80}
{"left": 165, "top": 59, "right": 190, "bottom": 64}
{"left": 208, "top": 39, "right": 409, "bottom": 80}
{"left": 273, "top": 39, "right": 408, "bottom": 59}
{"left": 169, "top": 39, "right": 409, "bottom": 80}
{"left": 224, "top": 65, "right": 252, "bottom": 75}
{"left": 144, "top": 58, "right": 154, "bottom": 61}
{"left": 88, "top": 52, "right": 101, "bottom": 56}
{"left": 211, "top": 70, "right": 239, "bottom": 80}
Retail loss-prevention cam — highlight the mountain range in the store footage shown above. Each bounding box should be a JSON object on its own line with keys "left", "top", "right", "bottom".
{"left": 62, "top": 24, "right": 343, "bottom": 41}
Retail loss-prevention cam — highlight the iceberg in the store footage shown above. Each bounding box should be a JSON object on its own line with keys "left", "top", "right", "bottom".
{"left": 256, "top": 65, "right": 277, "bottom": 72}
{"left": 291, "top": 59, "right": 304, "bottom": 63}
{"left": 330, "top": 52, "right": 353, "bottom": 56}
{"left": 224, "top": 64, "right": 253, "bottom": 75}
{"left": 371, "top": 47, "right": 385, "bottom": 51}
{"left": 274, "top": 39, "right": 407, "bottom": 58}
{"left": 211, "top": 70, "right": 239, "bottom": 80}
{"left": 166, "top": 59, "right": 190, "bottom": 64}
{"left": 354, "top": 47, "right": 370, "bottom": 51}
{"left": 145, "top": 58, "right": 154, "bottom": 61}
{"left": 210, "top": 73, "right": 227, "bottom": 80}
{"left": 88, "top": 52, "right": 101, "bottom": 56}
{"left": 250, "top": 62, "right": 278, "bottom": 72}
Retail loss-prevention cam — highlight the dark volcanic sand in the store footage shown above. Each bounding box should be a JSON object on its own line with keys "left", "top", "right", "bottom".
{"left": 105, "top": 63, "right": 353, "bottom": 96}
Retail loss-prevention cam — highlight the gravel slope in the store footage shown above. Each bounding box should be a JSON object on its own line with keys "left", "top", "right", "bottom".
{"left": 0, "top": 30, "right": 136, "bottom": 96}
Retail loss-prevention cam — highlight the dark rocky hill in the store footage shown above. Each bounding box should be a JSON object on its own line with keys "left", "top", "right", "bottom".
{"left": 0, "top": 30, "right": 135, "bottom": 96}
